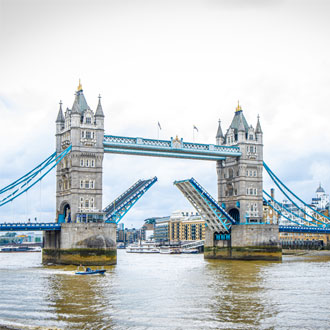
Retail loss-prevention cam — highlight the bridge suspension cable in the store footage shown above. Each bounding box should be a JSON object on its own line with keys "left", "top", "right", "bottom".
{"left": 263, "top": 162, "right": 330, "bottom": 226}
{"left": 0, "top": 146, "right": 72, "bottom": 207}
{"left": 263, "top": 189, "right": 322, "bottom": 227}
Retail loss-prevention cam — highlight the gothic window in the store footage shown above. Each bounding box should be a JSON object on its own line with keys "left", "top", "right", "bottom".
{"left": 80, "top": 180, "right": 83, "bottom": 189}
{"left": 254, "top": 188, "right": 257, "bottom": 195}
{"left": 85, "top": 200, "right": 89, "bottom": 208}
{"left": 86, "top": 117, "right": 91, "bottom": 124}
{"left": 246, "top": 170, "right": 249, "bottom": 176}
{"left": 81, "top": 131, "right": 85, "bottom": 138}
{"left": 249, "top": 134, "right": 254, "bottom": 140}
{"left": 86, "top": 159, "right": 89, "bottom": 167}
{"left": 254, "top": 171, "right": 257, "bottom": 177}
{"left": 80, "top": 159, "right": 84, "bottom": 167}
{"left": 92, "top": 132, "right": 95, "bottom": 139}
{"left": 85, "top": 181, "right": 89, "bottom": 189}
{"left": 91, "top": 159, "right": 95, "bottom": 167}
{"left": 228, "top": 168, "right": 233, "bottom": 179}
{"left": 90, "top": 180, "right": 94, "bottom": 189}
{"left": 228, "top": 186, "right": 233, "bottom": 196}
{"left": 91, "top": 198, "right": 94, "bottom": 209}
{"left": 80, "top": 197, "right": 84, "bottom": 209}
{"left": 58, "top": 181, "right": 62, "bottom": 190}
{"left": 86, "top": 131, "right": 91, "bottom": 139}
{"left": 246, "top": 188, "right": 249, "bottom": 195}
{"left": 249, "top": 188, "right": 253, "bottom": 195}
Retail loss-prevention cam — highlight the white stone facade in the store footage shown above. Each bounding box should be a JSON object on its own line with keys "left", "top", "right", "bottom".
{"left": 55, "top": 83, "right": 105, "bottom": 223}
{"left": 216, "top": 104, "right": 263, "bottom": 224}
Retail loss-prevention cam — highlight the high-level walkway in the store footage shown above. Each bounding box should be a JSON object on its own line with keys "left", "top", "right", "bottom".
{"left": 104, "top": 135, "right": 241, "bottom": 161}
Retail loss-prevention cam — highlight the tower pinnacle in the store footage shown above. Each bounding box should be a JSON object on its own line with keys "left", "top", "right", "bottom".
{"left": 77, "top": 79, "right": 82, "bottom": 92}
{"left": 236, "top": 100, "right": 242, "bottom": 112}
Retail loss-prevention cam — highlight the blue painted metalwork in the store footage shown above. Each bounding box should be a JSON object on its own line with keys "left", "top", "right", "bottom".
{"left": 103, "top": 135, "right": 241, "bottom": 161}
{"left": 0, "top": 153, "right": 56, "bottom": 195}
{"left": 264, "top": 162, "right": 330, "bottom": 224}
{"left": 263, "top": 162, "right": 328, "bottom": 226}
{"left": 104, "top": 177, "right": 157, "bottom": 223}
{"left": 174, "top": 178, "right": 235, "bottom": 233}
{"left": 263, "top": 190, "right": 324, "bottom": 227}
{"left": 0, "top": 222, "right": 61, "bottom": 231}
{"left": 0, "top": 146, "right": 72, "bottom": 207}
{"left": 279, "top": 225, "right": 330, "bottom": 234}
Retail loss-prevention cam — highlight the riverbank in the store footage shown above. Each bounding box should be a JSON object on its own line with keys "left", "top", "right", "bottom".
{"left": 283, "top": 249, "right": 330, "bottom": 257}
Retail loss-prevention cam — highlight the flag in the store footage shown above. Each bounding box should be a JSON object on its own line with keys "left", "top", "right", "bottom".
{"left": 193, "top": 125, "right": 198, "bottom": 132}
{"left": 158, "top": 122, "right": 162, "bottom": 130}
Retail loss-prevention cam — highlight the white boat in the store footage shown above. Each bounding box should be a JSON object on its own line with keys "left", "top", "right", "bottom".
{"left": 181, "top": 248, "right": 199, "bottom": 254}
{"left": 126, "top": 243, "right": 160, "bottom": 253}
{"left": 159, "top": 247, "right": 181, "bottom": 254}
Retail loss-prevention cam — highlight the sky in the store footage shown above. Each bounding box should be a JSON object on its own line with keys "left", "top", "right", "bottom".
{"left": 1, "top": 0, "right": 330, "bottom": 228}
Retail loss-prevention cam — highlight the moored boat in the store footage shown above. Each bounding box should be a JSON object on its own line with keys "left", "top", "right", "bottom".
{"left": 75, "top": 266, "right": 106, "bottom": 275}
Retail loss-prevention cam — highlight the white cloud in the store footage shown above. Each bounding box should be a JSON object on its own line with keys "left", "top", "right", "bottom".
{"left": 1, "top": 0, "right": 330, "bottom": 226}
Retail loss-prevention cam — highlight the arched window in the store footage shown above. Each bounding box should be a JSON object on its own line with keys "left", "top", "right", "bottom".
{"left": 85, "top": 200, "right": 89, "bottom": 208}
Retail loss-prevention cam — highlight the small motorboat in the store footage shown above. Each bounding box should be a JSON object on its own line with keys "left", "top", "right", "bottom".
{"left": 75, "top": 266, "right": 106, "bottom": 275}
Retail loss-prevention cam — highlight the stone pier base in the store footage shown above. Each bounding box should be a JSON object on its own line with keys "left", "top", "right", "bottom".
{"left": 204, "top": 224, "right": 282, "bottom": 261}
{"left": 42, "top": 222, "right": 117, "bottom": 266}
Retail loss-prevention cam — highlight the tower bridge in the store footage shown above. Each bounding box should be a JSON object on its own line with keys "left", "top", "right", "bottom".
{"left": 2, "top": 82, "right": 328, "bottom": 264}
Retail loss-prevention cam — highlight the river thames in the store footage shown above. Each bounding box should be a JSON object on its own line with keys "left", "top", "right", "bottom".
{"left": 1, "top": 250, "right": 330, "bottom": 330}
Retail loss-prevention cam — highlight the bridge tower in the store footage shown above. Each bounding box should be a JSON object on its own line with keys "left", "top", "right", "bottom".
{"left": 216, "top": 102, "right": 263, "bottom": 224}
{"left": 203, "top": 103, "right": 282, "bottom": 261}
{"left": 55, "top": 81, "right": 105, "bottom": 223}
{"left": 43, "top": 82, "right": 116, "bottom": 266}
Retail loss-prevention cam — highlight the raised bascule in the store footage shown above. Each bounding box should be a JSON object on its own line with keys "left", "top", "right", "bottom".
{"left": 2, "top": 82, "right": 330, "bottom": 264}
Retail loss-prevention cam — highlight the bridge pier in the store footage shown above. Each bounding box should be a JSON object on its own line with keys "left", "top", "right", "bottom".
{"left": 204, "top": 224, "right": 282, "bottom": 261}
{"left": 42, "top": 223, "right": 117, "bottom": 266}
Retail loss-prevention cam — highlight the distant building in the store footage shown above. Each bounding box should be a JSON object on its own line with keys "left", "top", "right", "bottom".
{"left": 311, "top": 184, "right": 329, "bottom": 211}
{"left": 154, "top": 211, "right": 205, "bottom": 243}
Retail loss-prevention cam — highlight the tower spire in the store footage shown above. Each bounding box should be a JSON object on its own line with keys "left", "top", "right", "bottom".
{"left": 77, "top": 79, "right": 83, "bottom": 92}
{"left": 236, "top": 100, "right": 242, "bottom": 112}
{"left": 95, "top": 93, "right": 104, "bottom": 117}
{"left": 255, "top": 114, "right": 262, "bottom": 133}
{"left": 56, "top": 100, "right": 64, "bottom": 122}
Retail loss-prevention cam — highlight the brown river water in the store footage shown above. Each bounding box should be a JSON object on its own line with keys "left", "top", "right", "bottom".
{"left": 0, "top": 250, "right": 330, "bottom": 330}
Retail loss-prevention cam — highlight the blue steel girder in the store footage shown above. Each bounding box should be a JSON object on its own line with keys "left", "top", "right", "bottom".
{"left": 0, "top": 223, "right": 61, "bottom": 231}
{"left": 174, "top": 178, "right": 235, "bottom": 233}
{"left": 104, "top": 177, "right": 157, "bottom": 223}
{"left": 103, "top": 135, "right": 241, "bottom": 161}
{"left": 279, "top": 225, "right": 330, "bottom": 234}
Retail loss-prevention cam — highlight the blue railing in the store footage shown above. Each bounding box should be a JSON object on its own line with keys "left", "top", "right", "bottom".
{"left": 103, "top": 135, "right": 241, "bottom": 161}
{"left": 0, "top": 223, "right": 61, "bottom": 231}
{"left": 104, "top": 177, "right": 157, "bottom": 223}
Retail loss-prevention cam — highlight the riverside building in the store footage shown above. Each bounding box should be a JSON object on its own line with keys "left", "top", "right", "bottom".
{"left": 153, "top": 211, "right": 205, "bottom": 244}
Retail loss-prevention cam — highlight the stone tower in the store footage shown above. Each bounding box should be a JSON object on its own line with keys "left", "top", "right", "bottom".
{"left": 216, "top": 102, "right": 263, "bottom": 224}
{"left": 55, "top": 81, "right": 105, "bottom": 223}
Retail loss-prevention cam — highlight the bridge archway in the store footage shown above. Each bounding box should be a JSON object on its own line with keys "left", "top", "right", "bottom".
{"left": 228, "top": 208, "right": 240, "bottom": 223}
{"left": 59, "top": 201, "right": 71, "bottom": 223}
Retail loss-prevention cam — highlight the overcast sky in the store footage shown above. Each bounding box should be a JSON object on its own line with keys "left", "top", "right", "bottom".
{"left": 1, "top": 0, "right": 330, "bottom": 227}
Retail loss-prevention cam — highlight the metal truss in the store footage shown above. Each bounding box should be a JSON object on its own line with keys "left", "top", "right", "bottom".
{"left": 104, "top": 177, "right": 157, "bottom": 223}
{"left": 104, "top": 135, "right": 241, "bottom": 161}
{"left": 0, "top": 223, "right": 61, "bottom": 231}
{"left": 174, "top": 178, "right": 236, "bottom": 233}
{"left": 279, "top": 225, "right": 330, "bottom": 234}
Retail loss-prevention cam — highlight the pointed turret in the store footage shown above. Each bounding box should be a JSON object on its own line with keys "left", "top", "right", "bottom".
{"left": 255, "top": 114, "right": 262, "bottom": 133}
{"left": 229, "top": 101, "right": 249, "bottom": 134}
{"left": 72, "top": 80, "right": 90, "bottom": 113}
{"left": 56, "top": 101, "right": 64, "bottom": 123}
{"left": 95, "top": 94, "right": 104, "bottom": 117}
{"left": 216, "top": 119, "right": 224, "bottom": 145}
